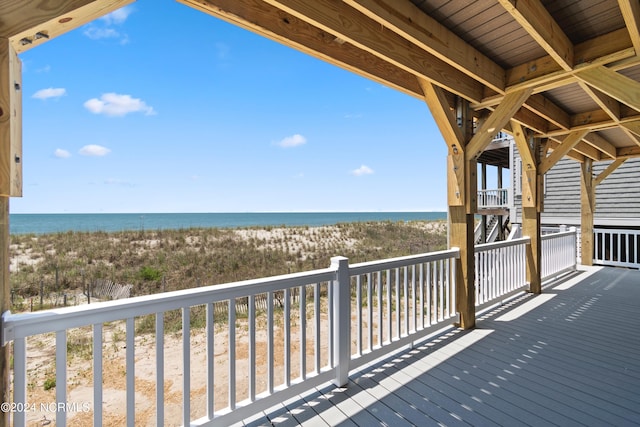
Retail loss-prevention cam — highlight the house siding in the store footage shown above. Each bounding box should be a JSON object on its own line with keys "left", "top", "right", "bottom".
{"left": 512, "top": 146, "right": 640, "bottom": 227}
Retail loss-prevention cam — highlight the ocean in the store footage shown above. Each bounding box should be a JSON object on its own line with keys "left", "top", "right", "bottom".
{"left": 9, "top": 212, "right": 448, "bottom": 235}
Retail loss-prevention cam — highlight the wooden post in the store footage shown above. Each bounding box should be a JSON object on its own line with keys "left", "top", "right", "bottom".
{"left": 0, "top": 198, "right": 8, "bottom": 427}
{"left": 0, "top": 37, "right": 21, "bottom": 427}
{"left": 580, "top": 158, "right": 595, "bottom": 266}
{"left": 512, "top": 123, "right": 543, "bottom": 294}
{"left": 523, "top": 140, "right": 543, "bottom": 294}
{"left": 449, "top": 97, "right": 476, "bottom": 330}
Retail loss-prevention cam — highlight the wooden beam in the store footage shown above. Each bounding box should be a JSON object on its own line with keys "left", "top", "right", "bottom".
{"left": 619, "top": 0, "right": 640, "bottom": 55}
{"left": 620, "top": 119, "right": 640, "bottom": 142}
{"left": 0, "top": 39, "right": 21, "bottom": 197}
{"left": 617, "top": 145, "right": 640, "bottom": 158}
{"left": 582, "top": 132, "right": 617, "bottom": 160}
{"left": 498, "top": 0, "right": 573, "bottom": 71}
{"left": 545, "top": 139, "right": 585, "bottom": 163}
{"left": 580, "top": 159, "right": 595, "bottom": 266}
{"left": 182, "top": 0, "right": 429, "bottom": 100}
{"left": 343, "top": 0, "right": 506, "bottom": 93}
{"left": 594, "top": 158, "right": 627, "bottom": 187}
{"left": 474, "top": 92, "right": 570, "bottom": 132}
{"left": 575, "top": 66, "right": 640, "bottom": 113}
{"left": 466, "top": 88, "right": 532, "bottom": 161}
{"left": 257, "top": 0, "right": 484, "bottom": 102}
{"left": 511, "top": 121, "right": 535, "bottom": 169}
{"left": 418, "top": 79, "right": 464, "bottom": 154}
{"left": 506, "top": 28, "right": 634, "bottom": 90}
{"left": 1, "top": 0, "right": 134, "bottom": 53}
{"left": 540, "top": 130, "right": 589, "bottom": 174}
{"left": 578, "top": 81, "right": 621, "bottom": 121}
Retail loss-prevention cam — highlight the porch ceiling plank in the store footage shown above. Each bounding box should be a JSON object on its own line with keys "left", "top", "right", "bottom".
{"left": 575, "top": 66, "right": 640, "bottom": 113}
{"left": 540, "top": 130, "right": 590, "bottom": 174}
{"left": 1, "top": 0, "right": 134, "bottom": 53}
{"left": 343, "top": 0, "right": 506, "bottom": 93}
{"left": 618, "top": 0, "right": 640, "bottom": 55}
{"left": 418, "top": 79, "right": 464, "bottom": 154}
{"left": 497, "top": 0, "right": 573, "bottom": 71}
{"left": 466, "top": 88, "right": 533, "bottom": 162}
{"left": 180, "top": 0, "right": 428, "bottom": 100}
{"left": 258, "top": 0, "right": 484, "bottom": 103}
{"left": 506, "top": 28, "right": 634, "bottom": 91}
{"left": 594, "top": 158, "right": 627, "bottom": 186}
{"left": 581, "top": 133, "right": 618, "bottom": 160}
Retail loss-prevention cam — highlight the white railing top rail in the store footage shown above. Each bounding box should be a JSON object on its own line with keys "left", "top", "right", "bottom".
{"left": 348, "top": 248, "right": 460, "bottom": 276}
{"left": 2, "top": 267, "right": 337, "bottom": 343}
{"left": 594, "top": 227, "right": 640, "bottom": 234}
{"left": 541, "top": 229, "right": 576, "bottom": 241}
{"left": 474, "top": 236, "right": 531, "bottom": 253}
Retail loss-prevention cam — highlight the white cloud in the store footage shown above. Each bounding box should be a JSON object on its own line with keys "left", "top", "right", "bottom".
{"left": 54, "top": 149, "right": 71, "bottom": 159}
{"left": 277, "top": 134, "right": 307, "bottom": 148}
{"left": 84, "top": 27, "right": 120, "bottom": 40}
{"left": 84, "top": 6, "right": 133, "bottom": 43}
{"left": 351, "top": 165, "right": 374, "bottom": 176}
{"left": 79, "top": 145, "right": 111, "bottom": 157}
{"left": 84, "top": 93, "right": 156, "bottom": 117}
{"left": 32, "top": 87, "right": 66, "bottom": 100}
{"left": 100, "top": 6, "right": 134, "bottom": 25}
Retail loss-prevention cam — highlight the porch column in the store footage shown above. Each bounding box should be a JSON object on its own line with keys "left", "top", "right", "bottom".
{"left": 419, "top": 81, "right": 476, "bottom": 329}
{"left": 449, "top": 97, "right": 477, "bottom": 330}
{"left": 580, "top": 159, "right": 595, "bottom": 266}
{"left": 0, "top": 38, "right": 22, "bottom": 427}
{"left": 512, "top": 123, "right": 543, "bottom": 293}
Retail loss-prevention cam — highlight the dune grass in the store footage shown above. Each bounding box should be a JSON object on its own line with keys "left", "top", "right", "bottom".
{"left": 9, "top": 220, "right": 447, "bottom": 311}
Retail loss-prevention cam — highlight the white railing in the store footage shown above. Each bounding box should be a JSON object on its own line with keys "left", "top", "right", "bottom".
{"left": 348, "top": 249, "right": 460, "bottom": 370}
{"left": 593, "top": 227, "right": 640, "bottom": 269}
{"left": 477, "top": 188, "right": 509, "bottom": 209}
{"left": 542, "top": 228, "right": 578, "bottom": 280}
{"left": 2, "top": 249, "right": 460, "bottom": 427}
{"left": 474, "top": 237, "right": 530, "bottom": 311}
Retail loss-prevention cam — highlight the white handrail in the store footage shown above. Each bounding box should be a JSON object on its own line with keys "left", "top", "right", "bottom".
{"left": 541, "top": 228, "right": 577, "bottom": 280}
{"left": 474, "top": 237, "right": 530, "bottom": 310}
{"left": 3, "top": 249, "right": 462, "bottom": 427}
{"left": 477, "top": 188, "right": 509, "bottom": 209}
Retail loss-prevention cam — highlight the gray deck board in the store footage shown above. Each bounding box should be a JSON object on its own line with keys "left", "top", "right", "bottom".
{"left": 249, "top": 267, "right": 640, "bottom": 426}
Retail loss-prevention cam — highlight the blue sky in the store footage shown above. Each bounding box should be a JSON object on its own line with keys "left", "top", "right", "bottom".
{"left": 14, "top": 0, "right": 459, "bottom": 213}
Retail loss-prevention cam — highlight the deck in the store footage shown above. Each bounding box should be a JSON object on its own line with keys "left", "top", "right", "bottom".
{"left": 244, "top": 266, "right": 640, "bottom": 426}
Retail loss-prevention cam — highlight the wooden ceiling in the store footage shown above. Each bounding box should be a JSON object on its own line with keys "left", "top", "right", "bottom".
{"left": 3, "top": 0, "right": 640, "bottom": 163}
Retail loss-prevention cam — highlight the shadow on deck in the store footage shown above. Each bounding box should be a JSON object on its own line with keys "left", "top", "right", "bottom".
{"left": 242, "top": 266, "right": 640, "bottom": 426}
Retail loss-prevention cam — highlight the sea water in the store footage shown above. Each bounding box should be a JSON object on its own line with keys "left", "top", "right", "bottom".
{"left": 10, "top": 212, "right": 447, "bottom": 235}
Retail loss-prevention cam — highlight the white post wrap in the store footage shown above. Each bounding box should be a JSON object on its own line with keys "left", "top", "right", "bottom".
{"left": 331, "top": 256, "right": 350, "bottom": 387}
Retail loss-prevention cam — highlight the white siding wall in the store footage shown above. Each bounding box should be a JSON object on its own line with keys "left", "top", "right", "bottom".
{"left": 512, "top": 145, "right": 640, "bottom": 228}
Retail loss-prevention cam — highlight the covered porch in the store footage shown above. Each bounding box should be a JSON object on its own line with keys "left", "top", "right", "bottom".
{"left": 247, "top": 265, "right": 640, "bottom": 427}
{"left": 3, "top": 1, "right": 640, "bottom": 426}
